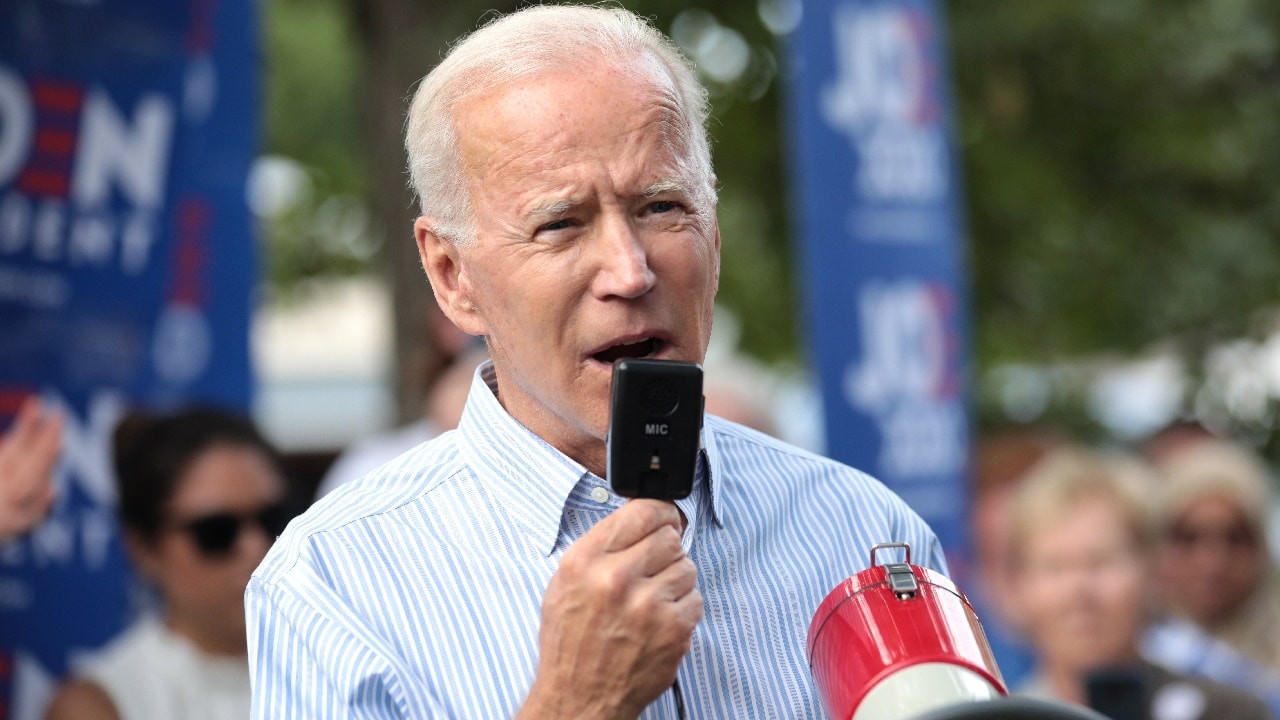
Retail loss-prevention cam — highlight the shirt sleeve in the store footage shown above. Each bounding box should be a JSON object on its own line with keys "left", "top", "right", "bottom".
{"left": 246, "top": 562, "right": 444, "bottom": 719}
{"left": 919, "top": 526, "right": 949, "bottom": 577}
{"left": 884, "top": 486, "right": 949, "bottom": 577}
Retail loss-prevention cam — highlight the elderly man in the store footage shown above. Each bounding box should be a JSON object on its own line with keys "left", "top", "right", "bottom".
{"left": 246, "top": 6, "right": 943, "bottom": 718}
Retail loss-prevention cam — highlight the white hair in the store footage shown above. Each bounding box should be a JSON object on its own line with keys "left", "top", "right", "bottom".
{"left": 404, "top": 4, "right": 717, "bottom": 245}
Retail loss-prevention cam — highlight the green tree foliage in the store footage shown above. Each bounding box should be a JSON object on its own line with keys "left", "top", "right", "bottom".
{"left": 953, "top": 1, "right": 1280, "bottom": 362}
{"left": 260, "top": 0, "right": 370, "bottom": 296}
{"left": 950, "top": 0, "right": 1280, "bottom": 447}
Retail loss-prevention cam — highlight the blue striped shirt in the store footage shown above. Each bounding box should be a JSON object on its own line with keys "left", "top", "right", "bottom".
{"left": 246, "top": 363, "right": 946, "bottom": 718}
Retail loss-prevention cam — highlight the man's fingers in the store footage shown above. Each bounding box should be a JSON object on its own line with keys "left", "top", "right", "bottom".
{"left": 574, "top": 526, "right": 686, "bottom": 602}
{"left": 614, "top": 523, "right": 685, "bottom": 578}
{"left": 645, "top": 554, "right": 698, "bottom": 602}
{"left": 636, "top": 575, "right": 702, "bottom": 660}
{"left": 676, "top": 585, "right": 705, "bottom": 626}
{"left": 593, "top": 499, "right": 681, "bottom": 553}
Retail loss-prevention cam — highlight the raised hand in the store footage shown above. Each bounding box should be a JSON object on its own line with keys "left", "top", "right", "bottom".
{"left": 0, "top": 397, "right": 61, "bottom": 542}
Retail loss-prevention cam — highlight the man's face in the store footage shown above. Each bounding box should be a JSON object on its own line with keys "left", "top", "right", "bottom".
{"left": 1013, "top": 495, "right": 1146, "bottom": 673}
{"left": 421, "top": 58, "right": 720, "bottom": 474}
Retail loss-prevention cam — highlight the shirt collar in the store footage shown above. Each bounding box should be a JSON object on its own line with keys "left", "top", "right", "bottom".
{"left": 456, "top": 362, "right": 590, "bottom": 556}
{"left": 700, "top": 418, "right": 727, "bottom": 528}
{"left": 456, "top": 361, "right": 727, "bottom": 556}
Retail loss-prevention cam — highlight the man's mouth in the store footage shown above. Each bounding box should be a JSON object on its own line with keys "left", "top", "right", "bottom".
{"left": 592, "top": 337, "right": 664, "bottom": 364}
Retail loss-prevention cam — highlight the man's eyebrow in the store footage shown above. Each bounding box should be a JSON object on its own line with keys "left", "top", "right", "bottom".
{"left": 643, "top": 179, "right": 687, "bottom": 197}
{"left": 527, "top": 198, "right": 577, "bottom": 218}
{"left": 526, "top": 182, "right": 686, "bottom": 217}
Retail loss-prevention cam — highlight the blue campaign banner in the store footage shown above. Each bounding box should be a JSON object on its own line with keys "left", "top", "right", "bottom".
{"left": 0, "top": 0, "right": 256, "bottom": 716}
{"left": 784, "top": 0, "right": 970, "bottom": 565}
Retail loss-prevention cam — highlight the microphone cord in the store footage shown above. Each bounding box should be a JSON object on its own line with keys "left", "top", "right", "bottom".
{"left": 672, "top": 677, "right": 687, "bottom": 720}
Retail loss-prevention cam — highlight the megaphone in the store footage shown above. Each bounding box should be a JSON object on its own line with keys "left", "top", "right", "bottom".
{"left": 807, "top": 542, "right": 1112, "bottom": 720}
{"left": 807, "top": 542, "right": 1008, "bottom": 720}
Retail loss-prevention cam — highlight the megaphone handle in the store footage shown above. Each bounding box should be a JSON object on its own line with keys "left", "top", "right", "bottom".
{"left": 869, "top": 541, "right": 912, "bottom": 567}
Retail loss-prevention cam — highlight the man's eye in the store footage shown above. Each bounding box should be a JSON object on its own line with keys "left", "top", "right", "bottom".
{"left": 538, "top": 219, "right": 574, "bottom": 233}
{"left": 645, "top": 200, "right": 682, "bottom": 215}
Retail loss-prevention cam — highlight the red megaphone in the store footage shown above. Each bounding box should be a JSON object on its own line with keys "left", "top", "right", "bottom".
{"left": 807, "top": 542, "right": 1008, "bottom": 720}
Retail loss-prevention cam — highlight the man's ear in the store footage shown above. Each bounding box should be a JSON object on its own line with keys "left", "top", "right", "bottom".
{"left": 415, "top": 216, "right": 487, "bottom": 336}
{"left": 710, "top": 216, "right": 722, "bottom": 294}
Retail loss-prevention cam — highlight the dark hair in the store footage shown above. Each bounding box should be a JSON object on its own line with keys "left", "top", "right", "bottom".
{"left": 113, "top": 406, "right": 284, "bottom": 543}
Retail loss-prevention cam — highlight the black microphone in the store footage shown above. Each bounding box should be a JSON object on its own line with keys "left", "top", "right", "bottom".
{"left": 1085, "top": 665, "right": 1151, "bottom": 720}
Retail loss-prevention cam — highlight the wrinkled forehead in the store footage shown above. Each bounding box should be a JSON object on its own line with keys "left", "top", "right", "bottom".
{"left": 453, "top": 55, "right": 692, "bottom": 184}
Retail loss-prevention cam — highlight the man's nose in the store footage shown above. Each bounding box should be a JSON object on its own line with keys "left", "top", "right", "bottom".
{"left": 592, "top": 215, "right": 656, "bottom": 299}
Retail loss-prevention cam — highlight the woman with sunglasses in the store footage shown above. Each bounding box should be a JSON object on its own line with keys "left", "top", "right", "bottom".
{"left": 1150, "top": 438, "right": 1280, "bottom": 674}
{"left": 46, "top": 407, "right": 291, "bottom": 720}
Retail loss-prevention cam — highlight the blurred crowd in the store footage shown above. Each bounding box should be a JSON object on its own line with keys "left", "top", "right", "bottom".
{"left": 0, "top": 301, "right": 488, "bottom": 719}
{"left": 971, "top": 424, "right": 1280, "bottom": 719}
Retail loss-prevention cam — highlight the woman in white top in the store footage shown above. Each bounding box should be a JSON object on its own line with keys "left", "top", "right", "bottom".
{"left": 45, "top": 407, "right": 290, "bottom": 720}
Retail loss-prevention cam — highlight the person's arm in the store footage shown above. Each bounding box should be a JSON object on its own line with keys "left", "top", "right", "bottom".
{"left": 921, "top": 528, "right": 950, "bottom": 577}
{"left": 44, "top": 680, "right": 120, "bottom": 720}
{"left": 0, "top": 396, "right": 61, "bottom": 542}
{"left": 878, "top": 487, "right": 950, "bottom": 577}
{"left": 246, "top": 569, "right": 430, "bottom": 720}
{"left": 516, "top": 499, "right": 702, "bottom": 720}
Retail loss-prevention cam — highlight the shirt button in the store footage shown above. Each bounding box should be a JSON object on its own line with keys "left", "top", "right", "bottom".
{"left": 590, "top": 486, "right": 611, "bottom": 504}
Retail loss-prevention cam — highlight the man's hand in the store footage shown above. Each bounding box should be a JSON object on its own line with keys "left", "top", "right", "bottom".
{"left": 0, "top": 397, "right": 61, "bottom": 542}
{"left": 519, "top": 499, "right": 702, "bottom": 720}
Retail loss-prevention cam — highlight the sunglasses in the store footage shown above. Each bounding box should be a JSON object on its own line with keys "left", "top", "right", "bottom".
{"left": 172, "top": 501, "right": 291, "bottom": 557}
{"left": 1166, "top": 522, "right": 1258, "bottom": 552}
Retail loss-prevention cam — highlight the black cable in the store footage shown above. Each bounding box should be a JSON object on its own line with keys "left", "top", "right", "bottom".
{"left": 671, "top": 676, "right": 687, "bottom": 720}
